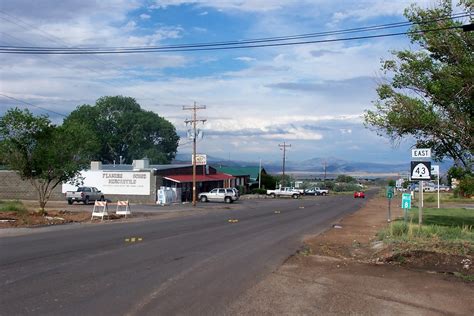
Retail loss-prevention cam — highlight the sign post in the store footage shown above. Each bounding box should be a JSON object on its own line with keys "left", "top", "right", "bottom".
{"left": 401, "top": 193, "right": 412, "bottom": 222}
{"left": 411, "top": 148, "right": 431, "bottom": 226}
{"left": 431, "top": 165, "right": 440, "bottom": 209}
{"left": 386, "top": 186, "right": 394, "bottom": 222}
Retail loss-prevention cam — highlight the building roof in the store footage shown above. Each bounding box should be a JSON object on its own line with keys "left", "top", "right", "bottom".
{"left": 99, "top": 163, "right": 192, "bottom": 171}
{"left": 164, "top": 173, "right": 234, "bottom": 183}
{"left": 213, "top": 166, "right": 265, "bottom": 182}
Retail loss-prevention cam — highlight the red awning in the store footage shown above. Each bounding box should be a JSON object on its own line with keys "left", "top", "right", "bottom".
{"left": 164, "top": 173, "right": 234, "bottom": 183}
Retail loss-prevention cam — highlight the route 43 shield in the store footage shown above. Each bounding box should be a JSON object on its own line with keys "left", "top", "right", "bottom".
{"left": 411, "top": 161, "right": 431, "bottom": 180}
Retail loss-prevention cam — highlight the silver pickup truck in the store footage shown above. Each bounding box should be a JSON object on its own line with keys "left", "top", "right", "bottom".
{"left": 65, "top": 187, "right": 105, "bottom": 205}
{"left": 266, "top": 187, "right": 300, "bottom": 199}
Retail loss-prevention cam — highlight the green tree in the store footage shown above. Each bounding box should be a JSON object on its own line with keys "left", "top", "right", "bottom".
{"left": 388, "top": 179, "right": 396, "bottom": 187}
{"left": 0, "top": 108, "right": 98, "bottom": 212}
{"left": 64, "top": 96, "right": 180, "bottom": 164}
{"left": 260, "top": 173, "right": 277, "bottom": 190}
{"left": 335, "top": 175, "right": 356, "bottom": 183}
{"left": 364, "top": 0, "right": 473, "bottom": 171}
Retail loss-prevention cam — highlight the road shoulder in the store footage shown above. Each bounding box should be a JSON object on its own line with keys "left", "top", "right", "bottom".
{"left": 228, "top": 195, "right": 474, "bottom": 315}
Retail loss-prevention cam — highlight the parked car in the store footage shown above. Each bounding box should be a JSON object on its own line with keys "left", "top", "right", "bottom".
{"left": 65, "top": 187, "right": 105, "bottom": 205}
{"left": 354, "top": 191, "right": 365, "bottom": 198}
{"left": 266, "top": 187, "right": 300, "bottom": 199}
{"left": 198, "top": 188, "right": 238, "bottom": 203}
{"left": 304, "top": 187, "right": 329, "bottom": 196}
{"left": 438, "top": 185, "right": 451, "bottom": 192}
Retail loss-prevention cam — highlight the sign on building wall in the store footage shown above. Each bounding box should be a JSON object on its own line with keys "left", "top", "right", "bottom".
{"left": 62, "top": 171, "right": 151, "bottom": 195}
{"left": 192, "top": 154, "right": 207, "bottom": 165}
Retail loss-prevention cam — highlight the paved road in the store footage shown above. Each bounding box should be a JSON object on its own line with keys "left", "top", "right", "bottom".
{"left": 0, "top": 192, "right": 373, "bottom": 315}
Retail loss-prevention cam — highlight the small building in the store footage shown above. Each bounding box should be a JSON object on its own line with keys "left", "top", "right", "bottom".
{"left": 61, "top": 159, "right": 234, "bottom": 204}
{"left": 213, "top": 166, "right": 267, "bottom": 192}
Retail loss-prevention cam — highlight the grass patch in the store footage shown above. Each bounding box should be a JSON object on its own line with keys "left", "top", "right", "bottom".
{"left": 408, "top": 208, "right": 474, "bottom": 227}
{"left": 0, "top": 200, "right": 27, "bottom": 213}
{"left": 378, "top": 207, "right": 473, "bottom": 256}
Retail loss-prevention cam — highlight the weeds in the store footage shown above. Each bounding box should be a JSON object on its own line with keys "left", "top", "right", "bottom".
{"left": 0, "top": 200, "right": 27, "bottom": 213}
{"left": 298, "top": 245, "right": 312, "bottom": 256}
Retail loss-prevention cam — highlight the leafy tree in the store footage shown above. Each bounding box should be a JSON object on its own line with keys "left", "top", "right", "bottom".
{"left": 388, "top": 179, "right": 396, "bottom": 187}
{"left": 64, "top": 96, "right": 179, "bottom": 164}
{"left": 364, "top": 0, "right": 473, "bottom": 171}
{"left": 0, "top": 108, "right": 98, "bottom": 213}
{"left": 402, "top": 180, "right": 410, "bottom": 189}
{"left": 335, "top": 175, "right": 357, "bottom": 183}
{"left": 260, "top": 173, "right": 277, "bottom": 190}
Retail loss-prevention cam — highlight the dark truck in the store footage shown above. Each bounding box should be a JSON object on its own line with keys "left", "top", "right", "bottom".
{"left": 65, "top": 187, "right": 105, "bottom": 205}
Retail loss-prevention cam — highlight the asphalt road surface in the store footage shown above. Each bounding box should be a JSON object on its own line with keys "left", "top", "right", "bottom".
{"left": 1, "top": 192, "right": 374, "bottom": 315}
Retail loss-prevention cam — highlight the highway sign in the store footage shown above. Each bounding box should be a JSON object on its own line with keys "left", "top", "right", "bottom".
{"left": 386, "top": 186, "right": 394, "bottom": 199}
{"left": 411, "top": 161, "right": 431, "bottom": 180}
{"left": 401, "top": 193, "right": 411, "bottom": 209}
{"left": 411, "top": 148, "right": 431, "bottom": 159}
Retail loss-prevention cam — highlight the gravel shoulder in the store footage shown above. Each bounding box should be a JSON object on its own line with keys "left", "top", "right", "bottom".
{"left": 228, "top": 195, "right": 474, "bottom": 315}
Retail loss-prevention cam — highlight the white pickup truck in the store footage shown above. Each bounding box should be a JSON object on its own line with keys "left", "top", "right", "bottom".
{"left": 65, "top": 187, "right": 105, "bottom": 205}
{"left": 266, "top": 187, "right": 301, "bottom": 199}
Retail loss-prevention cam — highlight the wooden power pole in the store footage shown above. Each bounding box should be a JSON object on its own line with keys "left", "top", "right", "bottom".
{"left": 183, "top": 102, "right": 206, "bottom": 207}
{"left": 279, "top": 142, "right": 291, "bottom": 186}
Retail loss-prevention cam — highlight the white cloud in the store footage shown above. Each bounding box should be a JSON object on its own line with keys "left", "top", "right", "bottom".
{"left": 140, "top": 13, "right": 151, "bottom": 20}
{"left": 234, "top": 56, "right": 256, "bottom": 62}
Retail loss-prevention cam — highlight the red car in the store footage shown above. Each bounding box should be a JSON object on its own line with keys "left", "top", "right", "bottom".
{"left": 354, "top": 191, "right": 365, "bottom": 198}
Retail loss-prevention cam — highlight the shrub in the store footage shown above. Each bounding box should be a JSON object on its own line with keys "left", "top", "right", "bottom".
{"left": 0, "top": 200, "right": 27, "bottom": 213}
{"left": 251, "top": 188, "right": 266, "bottom": 194}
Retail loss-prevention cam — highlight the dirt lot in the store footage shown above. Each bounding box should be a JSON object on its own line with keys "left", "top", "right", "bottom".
{"left": 0, "top": 200, "right": 162, "bottom": 229}
{"left": 228, "top": 196, "right": 474, "bottom": 315}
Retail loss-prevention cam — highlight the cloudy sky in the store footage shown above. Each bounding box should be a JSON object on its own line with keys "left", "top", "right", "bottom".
{"left": 0, "top": 0, "right": 462, "bottom": 164}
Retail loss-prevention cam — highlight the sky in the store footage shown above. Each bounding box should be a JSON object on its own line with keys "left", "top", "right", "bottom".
{"left": 0, "top": 0, "right": 463, "bottom": 165}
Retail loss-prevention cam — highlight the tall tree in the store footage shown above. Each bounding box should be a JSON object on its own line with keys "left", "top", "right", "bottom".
{"left": 364, "top": 0, "right": 473, "bottom": 171}
{"left": 0, "top": 108, "right": 98, "bottom": 212}
{"left": 64, "top": 96, "right": 179, "bottom": 164}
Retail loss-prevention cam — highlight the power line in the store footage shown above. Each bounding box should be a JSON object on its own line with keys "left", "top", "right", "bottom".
{"left": 0, "top": 14, "right": 469, "bottom": 54}
{"left": 1, "top": 25, "right": 464, "bottom": 54}
{"left": 0, "top": 93, "right": 68, "bottom": 117}
{"left": 0, "top": 12, "right": 469, "bottom": 52}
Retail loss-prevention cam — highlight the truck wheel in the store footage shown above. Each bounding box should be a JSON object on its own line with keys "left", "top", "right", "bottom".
{"left": 67, "top": 199, "right": 73, "bottom": 205}
{"left": 270, "top": 193, "right": 276, "bottom": 198}
{"left": 292, "top": 194, "right": 299, "bottom": 199}
{"left": 83, "top": 197, "right": 90, "bottom": 205}
{"left": 100, "top": 196, "right": 105, "bottom": 201}
{"left": 200, "top": 196, "right": 208, "bottom": 202}
{"left": 225, "top": 196, "right": 232, "bottom": 204}
{"left": 322, "top": 192, "right": 327, "bottom": 196}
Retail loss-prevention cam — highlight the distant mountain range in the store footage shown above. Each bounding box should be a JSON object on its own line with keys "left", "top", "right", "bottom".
{"left": 174, "top": 154, "right": 452, "bottom": 176}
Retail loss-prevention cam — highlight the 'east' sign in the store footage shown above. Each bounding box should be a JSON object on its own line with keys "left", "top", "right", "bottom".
{"left": 411, "top": 148, "right": 431, "bottom": 159}
{"left": 411, "top": 161, "right": 431, "bottom": 180}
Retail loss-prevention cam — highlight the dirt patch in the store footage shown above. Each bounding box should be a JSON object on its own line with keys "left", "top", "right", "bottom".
{"left": 0, "top": 210, "right": 96, "bottom": 228}
{"left": 385, "top": 250, "right": 472, "bottom": 275}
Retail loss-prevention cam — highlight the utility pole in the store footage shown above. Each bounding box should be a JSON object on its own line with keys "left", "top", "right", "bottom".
{"left": 183, "top": 102, "right": 206, "bottom": 207}
{"left": 323, "top": 161, "right": 327, "bottom": 180}
{"left": 279, "top": 142, "right": 291, "bottom": 186}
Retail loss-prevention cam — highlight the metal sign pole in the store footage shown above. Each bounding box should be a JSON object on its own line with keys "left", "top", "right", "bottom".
{"left": 419, "top": 181, "right": 423, "bottom": 225}
{"left": 437, "top": 175, "right": 440, "bottom": 209}
{"left": 388, "top": 198, "right": 391, "bottom": 222}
